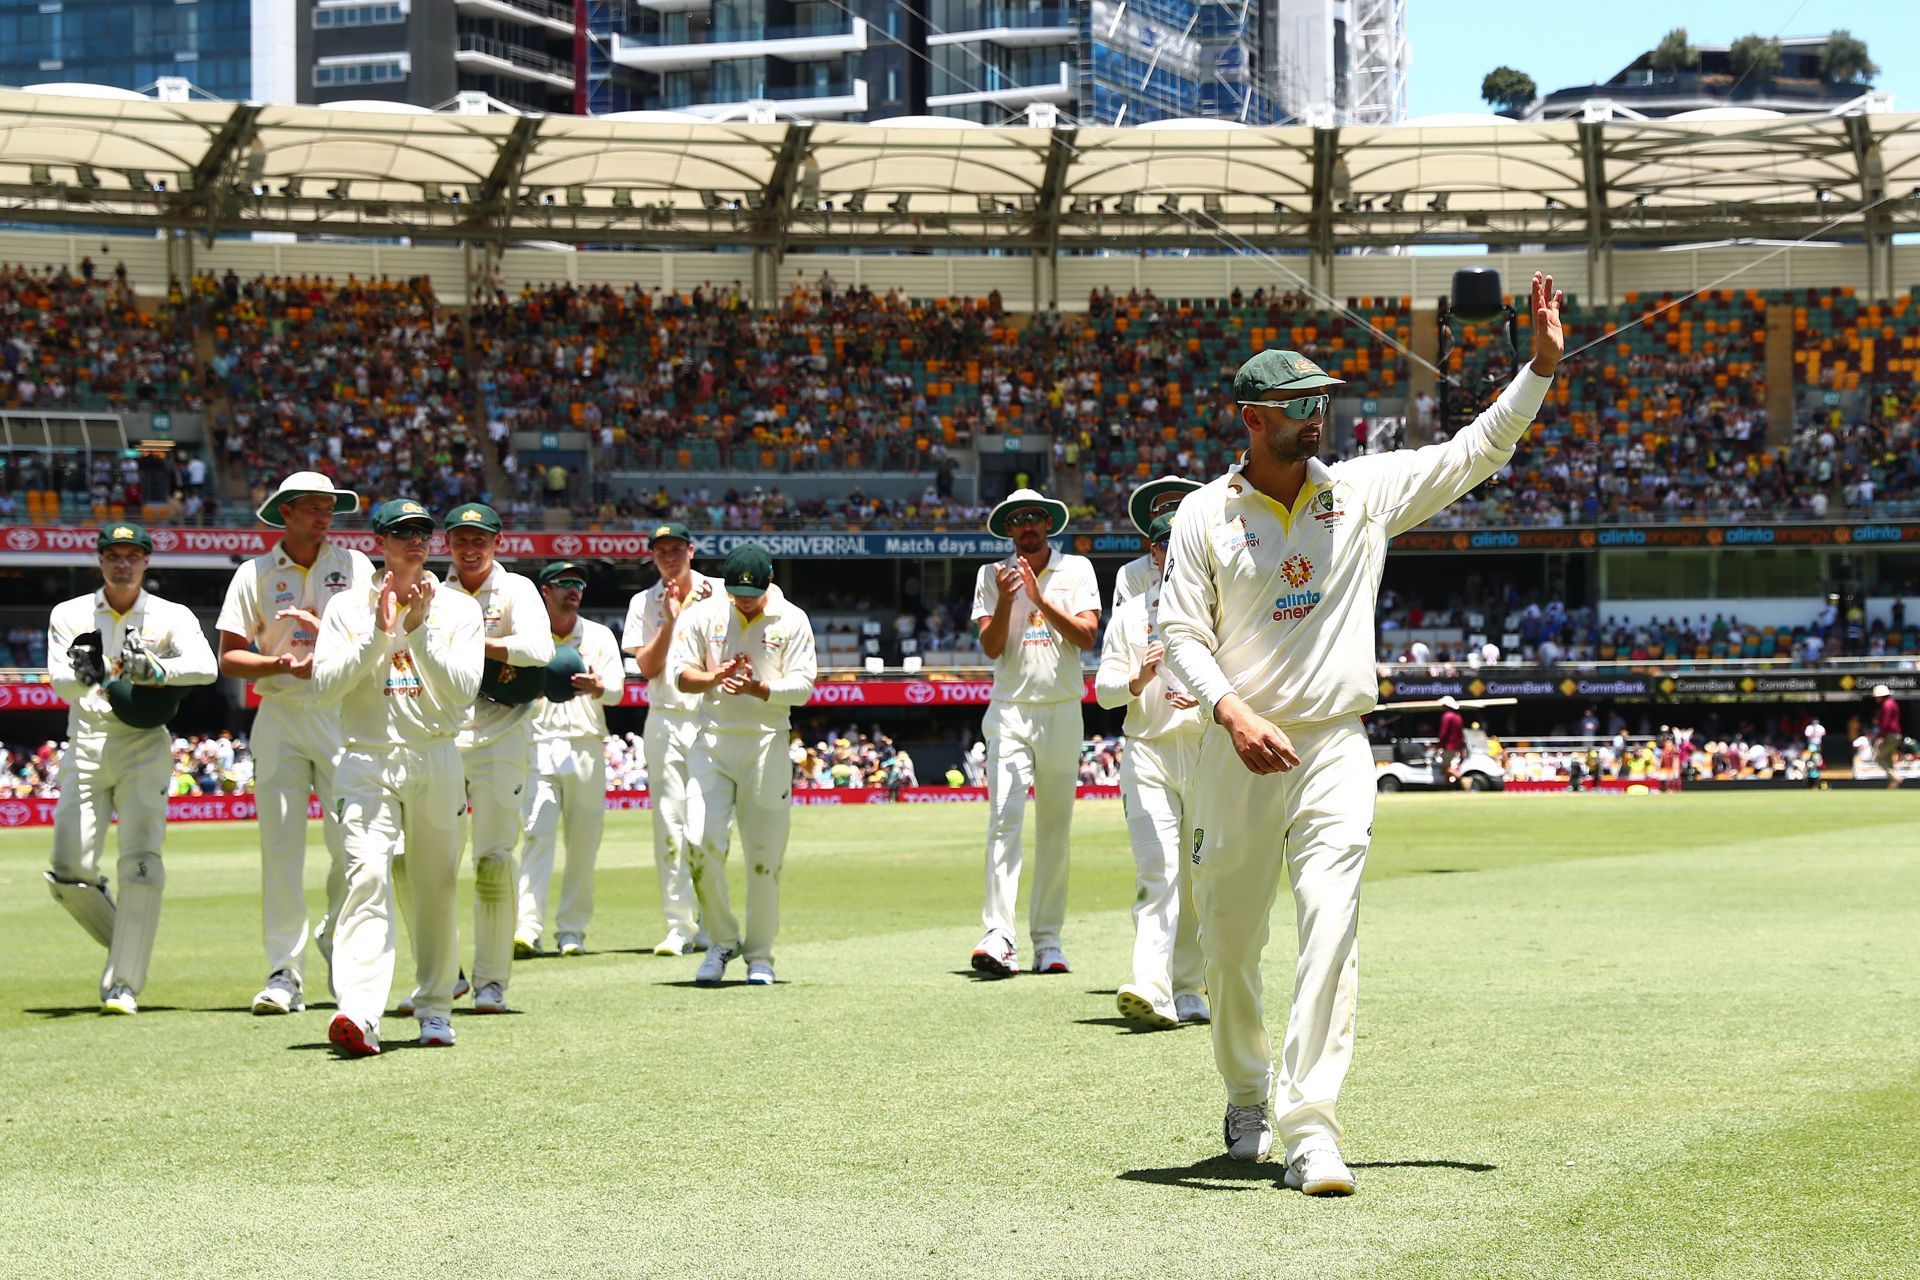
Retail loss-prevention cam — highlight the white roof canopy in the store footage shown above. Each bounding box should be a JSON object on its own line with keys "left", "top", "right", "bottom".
{"left": 0, "top": 87, "right": 1915, "bottom": 253}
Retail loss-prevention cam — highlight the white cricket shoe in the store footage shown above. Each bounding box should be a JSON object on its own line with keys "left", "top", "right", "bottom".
{"left": 1284, "top": 1148, "right": 1356, "bottom": 1196}
{"left": 1033, "top": 946, "right": 1070, "bottom": 975}
{"left": 652, "top": 929, "right": 695, "bottom": 957}
{"left": 695, "top": 944, "right": 738, "bottom": 986}
{"left": 251, "top": 969, "right": 305, "bottom": 1016}
{"left": 472, "top": 982, "right": 508, "bottom": 1014}
{"left": 1116, "top": 983, "right": 1178, "bottom": 1028}
{"left": 101, "top": 984, "right": 138, "bottom": 1016}
{"left": 513, "top": 932, "right": 541, "bottom": 959}
{"left": 1223, "top": 1104, "right": 1273, "bottom": 1163}
{"left": 557, "top": 933, "right": 584, "bottom": 956}
{"left": 969, "top": 930, "right": 1019, "bottom": 978}
{"left": 453, "top": 971, "right": 471, "bottom": 1001}
{"left": 328, "top": 1013, "right": 380, "bottom": 1057}
{"left": 746, "top": 960, "right": 775, "bottom": 986}
{"left": 417, "top": 1015, "right": 456, "bottom": 1048}
{"left": 1174, "top": 993, "right": 1211, "bottom": 1025}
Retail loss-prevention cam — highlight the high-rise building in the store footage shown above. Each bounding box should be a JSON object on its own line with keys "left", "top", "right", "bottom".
{"left": 0, "top": 0, "right": 296, "bottom": 102}
{"left": 597, "top": 0, "right": 916, "bottom": 120}
{"left": 300, "top": 0, "right": 607, "bottom": 115}
{"left": 1529, "top": 36, "right": 1887, "bottom": 122}
{"left": 1270, "top": 0, "right": 1406, "bottom": 125}
{"left": 926, "top": 0, "right": 1277, "bottom": 126}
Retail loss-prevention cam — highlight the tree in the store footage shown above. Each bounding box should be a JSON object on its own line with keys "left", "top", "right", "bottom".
{"left": 1819, "top": 30, "right": 1878, "bottom": 84}
{"left": 1481, "top": 66, "right": 1537, "bottom": 116}
{"left": 1648, "top": 27, "right": 1699, "bottom": 73}
{"left": 1729, "top": 34, "right": 1783, "bottom": 82}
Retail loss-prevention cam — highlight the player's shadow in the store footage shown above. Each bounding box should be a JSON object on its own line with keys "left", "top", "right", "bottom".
{"left": 1119, "top": 1156, "right": 1497, "bottom": 1191}
{"left": 26, "top": 1005, "right": 181, "bottom": 1018}
{"left": 949, "top": 968, "right": 1016, "bottom": 983}
{"left": 1075, "top": 1016, "right": 1187, "bottom": 1036}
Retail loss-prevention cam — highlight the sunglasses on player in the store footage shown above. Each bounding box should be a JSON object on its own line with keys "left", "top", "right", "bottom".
{"left": 1239, "top": 393, "right": 1330, "bottom": 421}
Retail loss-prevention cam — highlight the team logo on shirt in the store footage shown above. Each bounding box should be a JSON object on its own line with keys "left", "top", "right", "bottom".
{"left": 1021, "top": 609, "right": 1053, "bottom": 647}
{"left": 1280, "top": 554, "right": 1314, "bottom": 589}
{"left": 324, "top": 571, "right": 348, "bottom": 592}
{"left": 1311, "top": 490, "right": 1345, "bottom": 524}
{"left": 1224, "top": 514, "right": 1260, "bottom": 551}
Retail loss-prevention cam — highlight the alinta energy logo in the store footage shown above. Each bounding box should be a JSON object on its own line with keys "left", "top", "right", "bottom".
{"left": 1271, "top": 553, "right": 1321, "bottom": 620}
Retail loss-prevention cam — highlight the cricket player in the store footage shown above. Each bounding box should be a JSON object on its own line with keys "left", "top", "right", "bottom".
{"left": 968, "top": 487, "right": 1100, "bottom": 978}
{"left": 45, "top": 523, "right": 217, "bottom": 1014}
{"left": 1872, "top": 684, "right": 1903, "bottom": 788}
{"left": 623, "top": 522, "right": 721, "bottom": 955}
{"left": 312, "top": 500, "right": 484, "bottom": 1055}
{"left": 442, "top": 502, "right": 554, "bottom": 1012}
{"left": 671, "top": 543, "right": 817, "bottom": 986}
{"left": 1112, "top": 477, "right": 1202, "bottom": 613}
{"left": 1160, "top": 272, "right": 1565, "bottom": 1194}
{"left": 215, "top": 471, "right": 373, "bottom": 1015}
{"left": 1436, "top": 696, "right": 1467, "bottom": 784}
{"left": 1093, "top": 512, "right": 1207, "bottom": 1028}
{"left": 515, "top": 560, "right": 626, "bottom": 955}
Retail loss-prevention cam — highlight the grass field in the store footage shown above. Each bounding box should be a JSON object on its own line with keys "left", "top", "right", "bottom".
{"left": 2, "top": 793, "right": 1918, "bottom": 1278}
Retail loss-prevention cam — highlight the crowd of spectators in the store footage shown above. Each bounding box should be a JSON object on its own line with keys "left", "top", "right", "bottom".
{"left": 789, "top": 728, "right": 919, "bottom": 790}
{"left": 0, "top": 260, "right": 199, "bottom": 412}
{"left": 11, "top": 263, "right": 1920, "bottom": 533}
{"left": 197, "top": 270, "right": 488, "bottom": 518}
{"left": 1377, "top": 580, "right": 1918, "bottom": 666}
{"left": 1498, "top": 713, "right": 1906, "bottom": 785}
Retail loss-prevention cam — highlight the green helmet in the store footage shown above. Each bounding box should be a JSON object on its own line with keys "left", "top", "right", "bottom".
{"left": 477, "top": 659, "right": 546, "bottom": 707}
{"left": 105, "top": 679, "right": 186, "bottom": 730}
{"left": 542, "top": 646, "right": 588, "bottom": 703}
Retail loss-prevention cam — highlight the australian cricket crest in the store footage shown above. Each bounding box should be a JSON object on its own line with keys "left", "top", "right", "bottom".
{"left": 1311, "top": 488, "right": 1345, "bottom": 525}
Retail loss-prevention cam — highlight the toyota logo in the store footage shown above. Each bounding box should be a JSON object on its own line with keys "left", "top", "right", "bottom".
{"left": 150, "top": 529, "right": 179, "bottom": 552}
{"left": 903, "top": 682, "right": 935, "bottom": 705}
{"left": 5, "top": 529, "right": 38, "bottom": 551}
{"left": 0, "top": 800, "right": 32, "bottom": 827}
{"left": 552, "top": 535, "right": 582, "bottom": 556}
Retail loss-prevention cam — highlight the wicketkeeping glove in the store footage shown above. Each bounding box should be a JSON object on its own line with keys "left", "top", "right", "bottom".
{"left": 68, "top": 631, "right": 107, "bottom": 686}
{"left": 120, "top": 630, "right": 167, "bottom": 686}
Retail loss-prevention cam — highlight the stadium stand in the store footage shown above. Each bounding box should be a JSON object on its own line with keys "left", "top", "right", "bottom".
{"left": 0, "top": 261, "right": 199, "bottom": 412}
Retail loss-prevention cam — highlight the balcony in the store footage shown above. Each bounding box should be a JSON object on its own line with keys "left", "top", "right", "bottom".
{"left": 610, "top": 19, "right": 867, "bottom": 72}
{"left": 654, "top": 77, "right": 870, "bottom": 119}
{"left": 926, "top": 59, "right": 1072, "bottom": 109}
{"left": 928, "top": 7, "right": 1077, "bottom": 49}
{"left": 453, "top": 0, "right": 576, "bottom": 36}
{"left": 454, "top": 34, "right": 576, "bottom": 88}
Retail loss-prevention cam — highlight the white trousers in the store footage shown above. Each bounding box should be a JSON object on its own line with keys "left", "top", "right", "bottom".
{"left": 980, "top": 698, "right": 1082, "bottom": 950}
{"left": 50, "top": 729, "right": 171, "bottom": 999}
{"left": 250, "top": 696, "right": 347, "bottom": 985}
{"left": 332, "top": 743, "right": 466, "bottom": 1029}
{"left": 1120, "top": 726, "right": 1207, "bottom": 1004}
{"left": 516, "top": 738, "right": 606, "bottom": 941}
{"left": 1190, "top": 716, "right": 1373, "bottom": 1163}
{"left": 463, "top": 727, "right": 530, "bottom": 992}
{"left": 685, "top": 727, "right": 791, "bottom": 964}
{"left": 642, "top": 712, "right": 700, "bottom": 937}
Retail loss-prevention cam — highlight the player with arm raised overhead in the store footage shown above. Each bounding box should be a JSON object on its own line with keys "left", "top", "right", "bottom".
{"left": 45, "top": 523, "right": 218, "bottom": 1015}
{"left": 1159, "top": 272, "right": 1564, "bottom": 1195}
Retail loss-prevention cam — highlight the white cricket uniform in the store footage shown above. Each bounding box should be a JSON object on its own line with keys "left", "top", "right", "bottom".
{"left": 516, "top": 616, "right": 625, "bottom": 943}
{"left": 1094, "top": 580, "right": 1205, "bottom": 1007}
{"left": 46, "top": 589, "right": 217, "bottom": 999}
{"left": 970, "top": 551, "right": 1099, "bottom": 951}
{"left": 312, "top": 576, "right": 484, "bottom": 1030}
{"left": 668, "top": 586, "right": 817, "bottom": 964}
{"left": 623, "top": 570, "right": 722, "bottom": 939}
{"left": 1160, "top": 365, "right": 1552, "bottom": 1162}
{"left": 446, "top": 565, "right": 555, "bottom": 996}
{"left": 1111, "top": 553, "right": 1154, "bottom": 615}
{"left": 215, "top": 539, "right": 374, "bottom": 986}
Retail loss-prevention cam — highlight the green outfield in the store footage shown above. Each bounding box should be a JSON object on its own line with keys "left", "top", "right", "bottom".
{"left": 2, "top": 793, "right": 1917, "bottom": 1279}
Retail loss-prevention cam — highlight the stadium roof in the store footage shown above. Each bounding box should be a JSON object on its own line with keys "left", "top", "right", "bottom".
{"left": 1, "top": 87, "right": 1917, "bottom": 255}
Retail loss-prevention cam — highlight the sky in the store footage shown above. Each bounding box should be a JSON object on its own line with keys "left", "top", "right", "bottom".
{"left": 1404, "top": 2, "right": 1916, "bottom": 118}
